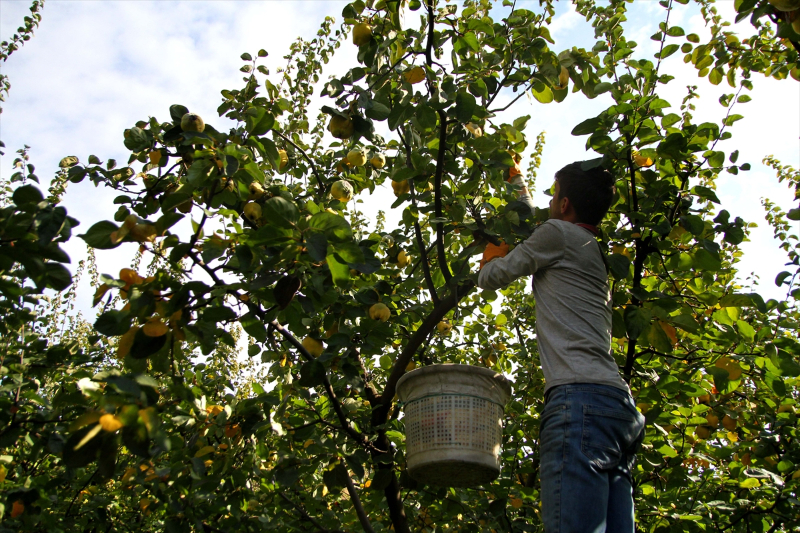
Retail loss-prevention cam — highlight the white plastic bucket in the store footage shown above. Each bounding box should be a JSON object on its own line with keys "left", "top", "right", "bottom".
{"left": 396, "top": 364, "right": 512, "bottom": 487}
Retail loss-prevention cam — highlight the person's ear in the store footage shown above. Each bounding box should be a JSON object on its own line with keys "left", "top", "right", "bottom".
{"left": 559, "top": 196, "right": 570, "bottom": 215}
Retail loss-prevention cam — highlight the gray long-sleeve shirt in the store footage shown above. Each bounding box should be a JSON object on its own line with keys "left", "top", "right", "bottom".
{"left": 478, "top": 219, "right": 629, "bottom": 393}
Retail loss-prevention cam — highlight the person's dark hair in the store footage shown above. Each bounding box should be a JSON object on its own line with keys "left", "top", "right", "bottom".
{"left": 555, "top": 162, "right": 616, "bottom": 225}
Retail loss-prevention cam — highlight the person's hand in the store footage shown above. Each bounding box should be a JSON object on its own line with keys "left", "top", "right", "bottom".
{"left": 506, "top": 160, "right": 523, "bottom": 182}
{"left": 480, "top": 241, "right": 509, "bottom": 269}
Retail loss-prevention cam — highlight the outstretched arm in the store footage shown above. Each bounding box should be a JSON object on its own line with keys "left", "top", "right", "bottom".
{"left": 509, "top": 173, "right": 536, "bottom": 215}
{"left": 477, "top": 220, "right": 564, "bottom": 291}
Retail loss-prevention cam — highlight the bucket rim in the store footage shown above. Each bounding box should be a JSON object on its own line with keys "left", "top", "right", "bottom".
{"left": 396, "top": 363, "right": 512, "bottom": 403}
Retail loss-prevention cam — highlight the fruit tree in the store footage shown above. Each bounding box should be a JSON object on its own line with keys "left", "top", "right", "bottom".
{"left": 1, "top": 0, "right": 799, "bottom": 532}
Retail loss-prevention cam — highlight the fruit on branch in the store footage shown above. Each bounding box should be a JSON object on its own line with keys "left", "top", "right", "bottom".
{"left": 278, "top": 149, "right": 289, "bottom": 170}
{"left": 370, "top": 153, "right": 386, "bottom": 168}
{"left": 353, "top": 22, "right": 373, "bottom": 46}
{"left": 328, "top": 115, "right": 354, "bottom": 139}
{"left": 722, "top": 415, "right": 737, "bottom": 431}
{"left": 243, "top": 202, "right": 262, "bottom": 222}
{"left": 302, "top": 337, "right": 324, "bottom": 357}
{"left": 274, "top": 275, "right": 302, "bottom": 309}
{"left": 248, "top": 181, "right": 266, "bottom": 200}
{"left": 706, "top": 413, "right": 720, "bottom": 428}
{"left": 397, "top": 250, "right": 410, "bottom": 268}
{"left": 180, "top": 113, "right": 205, "bottom": 133}
{"left": 148, "top": 150, "right": 161, "bottom": 166}
{"left": 369, "top": 303, "right": 391, "bottom": 322}
{"left": 391, "top": 179, "right": 410, "bottom": 197}
{"left": 330, "top": 180, "right": 354, "bottom": 203}
{"left": 695, "top": 425, "right": 712, "bottom": 440}
{"left": 346, "top": 149, "right": 367, "bottom": 167}
{"left": 767, "top": 0, "right": 800, "bottom": 11}
{"left": 437, "top": 320, "right": 453, "bottom": 335}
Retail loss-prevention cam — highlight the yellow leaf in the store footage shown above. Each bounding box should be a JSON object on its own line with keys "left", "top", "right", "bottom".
{"left": 119, "top": 268, "right": 143, "bottom": 285}
{"left": 10, "top": 500, "right": 24, "bottom": 518}
{"left": 139, "top": 407, "right": 157, "bottom": 433}
{"left": 75, "top": 424, "right": 103, "bottom": 450}
{"left": 195, "top": 445, "right": 216, "bottom": 458}
{"left": 142, "top": 319, "right": 168, "bottom": 337}
{"left": 403, "top": 66, "right": 426, "bottom": 84}
{"left": 658, "top": 321, "right": 677, "bottom": 346}
{"left": 93, "top": 284, "right": 110, "bottom": 306}
{"left": 121, "top": 467, "right": 137, "bottom": 483}
{"left": 100, "top": 414, "right": 124, "bottom": 432}
{"left": 139, "top": 498, "right": 151, "bottom": 511}
{"left": 0, "top": 464, "right": 6, "bottom": 483}
{"left": 206, "top": 405, "right": 224, "bottom": 416}
{"left": 715, "top": 356, "right": 742, "bottom": 380}
{"left": 117, "top": 326, "right": 139, "bottom": 359}
{"left": 633, "top": 153, "right": 654, "bottom": 167}
{"left": 69, "top": 411, "right": 102, "bottom": 432}
{"left": 303, "top": 439, "right": 314, "bottom": 449}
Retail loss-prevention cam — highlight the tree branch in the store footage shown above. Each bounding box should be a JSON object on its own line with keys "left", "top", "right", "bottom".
{"left": 374, "top": 281, "right": 475, "bottom": 423}
{"left": 340, "top": 459, "right": 376, "bottom": 533}
{"left": 278, "top": 491, "right": 334, "bottom": 533}
{"left": 433, "top": 108, "right": 452, "bottom": 284}
{"left": 266, "top": 318, "right": 380, "bottom": 451}
{"left": 398, "top": 129, "right": 439, "bottom": 303}
{"left": 274, "top": 129, "right": 326, "bottom": 196}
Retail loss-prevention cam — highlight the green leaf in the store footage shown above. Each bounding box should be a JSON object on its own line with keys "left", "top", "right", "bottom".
{"left": 332, "top": 242, "right": 365, "bottom": 264}
{"left": 455, "top": 91, "right": 477, "bottom": 122}
{"left": 309, "top": 212, "right": 353, "bottom": 243}
{"left": 656, "top": 44, "right": 679, "bottom": 59}
{"left": 531, "top": 81, "right": 554, "bottom": 103}
{"left": 170, "top": 104, "right": 189, "bottom": 122}
{"left": 130, "top": 328, "right": 168, "bottom": 359}
{"left": 571, "top": 116, "right": 602, "bottom": 136}
{"left": 607, "top": 254, "right": 631, "bottom": 280}
{"left": 298, "top": 359, "right": 326, "bottom": 387}
{"left": 624, "top": 306, "right": 650, "bottom": 340}
{"left": 326, "top": 253, "right": 350, "bottom": 287}
{"left": 79, "top": 221, "right": 121, "bottom": 250}
{"left": 95, "top": 310, "right": 132, "bottom": 336}
{"left": 646, "top": 323, "right": 673, "bottom": 353}
{"left": 244, "top": 108, "right": 275, "bottom": 136}
{"left": 12, "top": 185, "right": 44, "bottom": 207}
{"left": 241, "top": 312, "right": 268, "bottom": 343}
{"left": 775, "top": 271, "right": 792, "bottom": 286}
{"left": 45, "top": 263, "right": 72, "bottom": 291}
{"left": 59, "top": 156, "right": 80, "bottom": 168}
{"left": 262, "top": 197, "right": 299, "bottom": 229}
{"left": 692, "top": 249, "right": 721, "bottom": 271}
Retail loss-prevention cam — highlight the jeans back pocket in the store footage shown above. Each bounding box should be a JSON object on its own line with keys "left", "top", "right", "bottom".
{"left": 581, "top": 406, "right": 642, "bottom": 470}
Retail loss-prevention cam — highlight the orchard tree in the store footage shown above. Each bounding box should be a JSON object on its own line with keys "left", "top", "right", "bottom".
{"left": 2, "top": 0, "right": 800, "bottom": 532}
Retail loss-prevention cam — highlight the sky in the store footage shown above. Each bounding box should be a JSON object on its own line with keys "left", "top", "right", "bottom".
{"left": 0, "top": 0, "right": 798, "bottom": 325}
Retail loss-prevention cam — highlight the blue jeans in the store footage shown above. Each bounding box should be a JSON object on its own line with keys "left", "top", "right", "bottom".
{"left": 539, "top": 384, "right": 645, "bottom": 533}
